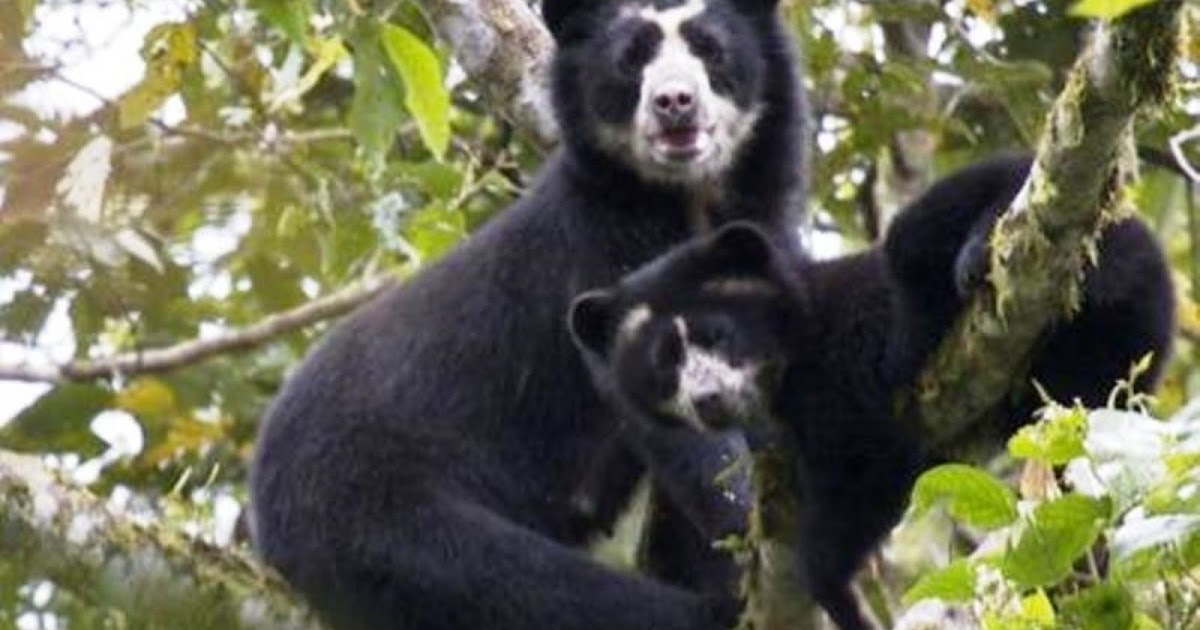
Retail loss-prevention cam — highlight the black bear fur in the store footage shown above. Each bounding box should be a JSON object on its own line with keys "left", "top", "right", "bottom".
{"left": 249, "top": 1, "right": 807, "bottom": 628}
{"left": 569, "top": 154, "right": 1176, "bottom": 630}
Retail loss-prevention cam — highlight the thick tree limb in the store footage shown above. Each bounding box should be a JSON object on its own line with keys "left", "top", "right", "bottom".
{"left": 418, "top": 0, "right": 558, "bottom": 146}
{"left": 911, "top": 2, "right": 1183, "bottom": 449}
{"left": 0, "top": 275, "right": 396, "bottom": 384}
{"left": 0, "top": 449, "right": 322, "bottom": 629}
{"left": 736, "top": 448, "right": 820, "bottom": 630}
{"left": 742, "top": 5, "right": 1183, "bottom": 628}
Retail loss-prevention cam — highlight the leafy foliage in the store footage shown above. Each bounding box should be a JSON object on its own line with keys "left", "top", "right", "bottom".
{"left": 902, "top": 397, "right": 1200, "bottom": 628}
{"left": 1, "top": 0, "right": 1200, "bottom": 626}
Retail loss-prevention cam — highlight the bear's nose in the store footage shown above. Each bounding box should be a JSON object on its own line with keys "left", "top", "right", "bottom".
{"left": 694, "top": 393, "right": 730, "bottom": 429}
{"left": 652, "top": 81, "right": 698, "bottom": 127}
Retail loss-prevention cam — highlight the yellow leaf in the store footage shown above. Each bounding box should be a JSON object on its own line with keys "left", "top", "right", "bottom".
{"left": 115, "top": 377, "right": 177, "bottom": 420}
{"left": 117, "top": 23, "right": 199, "bottom": 129}
{"left": 139, "top": 416, "right": 226, "bottom": 466}
{"left": 1021, "top": 590, "right": 1056, "bottom": 625}
{"left": 1186, "top": 9, "right": 1200, "bottom": 63}
{"left": 967, "top": 0, "right": 997, "bottom": 23}
{"left": 269, "top": 36, "right": 348, "bottom": 112}
{"left": 1069, "top": 0, "right": 1160, "bottom": 20}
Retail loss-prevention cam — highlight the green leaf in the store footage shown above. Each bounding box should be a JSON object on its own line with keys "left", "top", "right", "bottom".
{"left": 1069, "top": 0, "right": 1160, "bottom": 20}
{"left": 1001, "top": 494, "right": 1110, "bottom": 588}
{"left": 251, "top": 0, "right": 311, "bottom": 45}
{"left": 1020, "top": 590, "right": 1056, "bottom": 626}
{"left": 398, "top": 160, "right": 465, "bottom": 199}
{"left": 0, "top": 384, "right": 111, "bottom": 457}
{"left": 1008, "top": 404, "right": 1086, "bottom": 465}
{"left": 405, "top": 202, "right": 467, "bottom": 263}
{"left": 380, "top": 23, "right": 451, "bottom": 160}
{"left": 910, "top": 464, "right": 1019, "bottom": 530}
{"left": 1058, "top": 582, "right": 1133, "bottom": 630}
{"left": 118, "top": 22, "right": 199, "bottom": 129}
{"left": 902, "top": 559, "right": 976, "bottom": 605}
{"left": 0, "top": 290, "right": 53, "bottom": 339}
{"left": 348, "top": 22, "right": 405, "bottom": 164}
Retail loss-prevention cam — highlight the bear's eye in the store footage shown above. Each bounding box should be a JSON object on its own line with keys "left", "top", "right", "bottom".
{"left": 652, "top": 328, "right": 684, "bottom": 370}
{"left": 690, "top": 316, "right": 736, "bottom": 351}
{"left": 616, "top": 23, "right": 661, "bottom": 74}
{"left": 684, "top": 27, "right": 725, "bottom": 66}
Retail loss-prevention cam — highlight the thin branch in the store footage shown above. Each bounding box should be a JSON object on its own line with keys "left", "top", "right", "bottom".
{"left": 912, "top": 2, "right": 1183, "bottom": 449}
{"left": 0, "top": 275, "right": 397, "bottom": 385}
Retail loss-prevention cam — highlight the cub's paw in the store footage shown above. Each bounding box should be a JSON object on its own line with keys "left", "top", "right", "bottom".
{"left": 953, "top": 226, "right": 992, "bottom": 299}
{"left": 701, "top": 592, "right": 744, "bottom": 629}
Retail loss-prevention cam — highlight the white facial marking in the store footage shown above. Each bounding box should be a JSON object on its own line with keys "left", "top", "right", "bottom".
{"left": 617, "top": 304, "right": 654, "bottom": 346}
{"left": 597, "top": 0, "right": 762, "bottom": 186}
{"left": 658, "top": 316, "right": 762, "bottom": 430}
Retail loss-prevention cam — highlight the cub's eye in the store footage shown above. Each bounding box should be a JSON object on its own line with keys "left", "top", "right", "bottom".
{"left": 652, "top": 328, "right": 684, "bottom": 369}
{"left": 690, "top": 316, "right": 737, "bottom": 351}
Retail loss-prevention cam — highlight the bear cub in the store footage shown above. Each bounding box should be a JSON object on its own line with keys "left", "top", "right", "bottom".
{"left": 569, "top": 155, "right": 1176, "bottom": 630}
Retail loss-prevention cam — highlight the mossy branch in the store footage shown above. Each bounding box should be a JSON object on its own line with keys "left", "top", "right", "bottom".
{"left": 734, "top": 447, "right": 820, "bottom": 630}
{"left": 912, "top": 1, "right": 1183, "bottom": 450}
{"left": 0, "top": 450, "right": 323, "bottom": 629}
{"left": 417, "top": 0, "right": 558, "bottom": 146}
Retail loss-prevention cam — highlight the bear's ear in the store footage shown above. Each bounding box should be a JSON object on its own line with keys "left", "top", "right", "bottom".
{"left": 568, "top": 289, "right": 618, "bottom": 359}
{"left": 542, "top": 0, "right": 607, "bottom": 42}
{"left": 706, "top": 221, "right": 775, "bottom": 278}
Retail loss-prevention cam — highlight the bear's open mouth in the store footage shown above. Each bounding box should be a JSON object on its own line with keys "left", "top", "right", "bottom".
{"left": 654, "top": 126, "right": 713, "bottom": 162}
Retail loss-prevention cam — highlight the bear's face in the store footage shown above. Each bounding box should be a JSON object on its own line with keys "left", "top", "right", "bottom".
{"left": 545, "top": 0, "right": 779, "bottom": 186}
{"left": 569, "top": 222, "right": 798, "bottom": 431}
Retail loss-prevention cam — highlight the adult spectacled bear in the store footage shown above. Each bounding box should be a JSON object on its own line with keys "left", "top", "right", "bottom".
{"left": 249, "top": 0, "right": 807, "bottom": 628}
{"left": 568, "top": 155, "right": 1176, "bottom": 630}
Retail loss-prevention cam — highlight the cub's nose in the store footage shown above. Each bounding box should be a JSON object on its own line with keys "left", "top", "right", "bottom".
{"left": 694, "top": 393, "right": 732, "bottom": 430}
{"left": 652, "top": 81, "right": 698, "bottom": 127}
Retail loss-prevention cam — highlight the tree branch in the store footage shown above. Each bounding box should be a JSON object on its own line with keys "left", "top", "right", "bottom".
{"left": 0, "top": 449, "right": 323, "bottom": 628}
{"left": 0, "top": 275, "right": 396, "bottom": 384}
{"left": 416, "top": 0, "right": 558, "bottom": 146}
{"left": 911, "top": 2, "right": 1183, "bottom": 449}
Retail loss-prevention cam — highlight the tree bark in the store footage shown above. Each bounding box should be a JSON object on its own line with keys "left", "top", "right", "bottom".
{"left": 910, "top": 1, "right": 1183, "bottom": 451}
{"left": 747, "top": 3, "right": 1183, "bottom": 626}
{"left": 418, "top": 0, "right": 559, "bottom": 146}
{"left": 0, "top": 450, "right": 323, "bottom": 629}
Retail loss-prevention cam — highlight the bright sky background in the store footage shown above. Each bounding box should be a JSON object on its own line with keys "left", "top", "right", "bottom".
{"left": 1, "top": 1, "right": 193, "bottom": 425}
{"left": 1, "top": 8, "right": 244, "bottom": 626}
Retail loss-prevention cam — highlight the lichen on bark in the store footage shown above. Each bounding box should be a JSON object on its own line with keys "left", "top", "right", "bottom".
{"left": 911, "top": 0, "right": 1183, "bottom": 452}
{"left": 0, "top": 451, "right": 323, "bottom": 629}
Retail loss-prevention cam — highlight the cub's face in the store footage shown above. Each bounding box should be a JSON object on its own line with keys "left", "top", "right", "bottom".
{"left": 569, "top": 223, "right": 796, "bottom": 431}
{"left": 545, "top": 0, "right": 778, "bottom": 185}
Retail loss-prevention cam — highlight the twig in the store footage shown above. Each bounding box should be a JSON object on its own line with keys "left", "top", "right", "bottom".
{"left": 0, "top": 274, "right": 396, "bottom": 384}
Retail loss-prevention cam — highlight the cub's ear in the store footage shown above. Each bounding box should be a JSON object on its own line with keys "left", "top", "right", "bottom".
{"left": 568, "top": 289, "right": 618, "bottom": 359}
{"left": 542, "top": 0, "right": 606, "bottom": 42}
{"left": 706, "top": 221, "right": 775, "bottom": 277}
